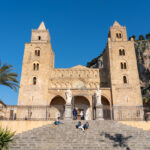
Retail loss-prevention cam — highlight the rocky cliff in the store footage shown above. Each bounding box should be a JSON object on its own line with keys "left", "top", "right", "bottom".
{"left": 86, "top": 40, "right": 150, "bottom": 105}
{"left": 135, "top": 40, "right": 150, "bottom": 105}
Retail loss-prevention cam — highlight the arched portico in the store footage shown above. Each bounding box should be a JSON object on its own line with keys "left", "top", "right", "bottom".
{"left": 72, "top": 96, "right": 91, "bottom": 120}
{"left": 50, "top": 96, "right": 66, "bottom": 119}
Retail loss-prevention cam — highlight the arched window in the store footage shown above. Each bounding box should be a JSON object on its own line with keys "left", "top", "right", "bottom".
{"left": 37, "top": 63, "right": 39, "bottom": 70}
{"left": 33, "top": 63, "right": 36, "bottom": 70}
{"left": 119, "top": 49, "right": 122, "bottom": 55}
{"left": 122, "top": 49, "right": 125, "bottom": 55}
{"left": 33, "top": 63, "right": 39, "bottom": 71}
{"left": 33, "top": 77, "right": 37, "bottom": 85}
{"left": 124, "top": 63, "right": 127, "bottom": 69}
{"left": 38, "top": 50, "right": 40, "bottom": 56}
{"left": 121, "top": 63, "right": 123, "bottom": 69}
{"left": 116, "top": 33, "right": 122, "bottom": 39}
{"left": 119, "top": 49, "right": 125, "bottom": 56}
{"left": 38, "top": 36, "right": 41, "bottom": 40}
{"left": 123, "top": 76, "right": 127, "bottom": 84}
{"left": 35, "top": 50, "right": 38, "bottom": 56}
{"left": 35, "top": 50, "right": 40, "bottom": 56}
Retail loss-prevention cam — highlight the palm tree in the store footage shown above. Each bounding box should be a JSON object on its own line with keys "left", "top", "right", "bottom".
{"left": 0, "top": 60, "right": 19, "bottom": 91}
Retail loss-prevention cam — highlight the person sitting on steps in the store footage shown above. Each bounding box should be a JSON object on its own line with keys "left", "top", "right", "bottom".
{"left": 78, "top": 122, "right": 89, "bottom": 131}
{"left": 83, "top": 122, "right": 89, "bottom": 130}
{"left": 54, "top": 117, "right": 63, "bottom": 125}
{"left": 76, "top": 121, "right": 82, "bottom": 128}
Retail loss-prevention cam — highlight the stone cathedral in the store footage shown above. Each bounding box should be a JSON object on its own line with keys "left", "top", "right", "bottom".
{"left": 18, "top": 21, "right": 143, "bottom": 120}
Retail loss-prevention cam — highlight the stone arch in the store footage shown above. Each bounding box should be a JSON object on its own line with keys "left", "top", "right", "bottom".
{"left": 101, "top": 95, "right": 111, "bottom": 120}
{"left": 49, "top": 95, "right": 66, "bottom": 119}
{"left": 101, "top": 95, "right": 110, "bottom": 105}
{"left": 72, "top": 95, "right": 91, "bottom": 120}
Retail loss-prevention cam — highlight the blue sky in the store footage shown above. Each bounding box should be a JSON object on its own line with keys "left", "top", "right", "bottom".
{"left": 0, "top": 0, "right": 150, "bottom": 105}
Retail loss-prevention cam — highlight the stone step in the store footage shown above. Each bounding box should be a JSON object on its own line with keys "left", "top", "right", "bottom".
{"left": 9, "top": 120, "right": 150, "bottom": 150}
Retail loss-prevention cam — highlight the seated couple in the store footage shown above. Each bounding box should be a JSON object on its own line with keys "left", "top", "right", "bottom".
{"left": 76, "top": 121, "right": 89, "bottom": 131}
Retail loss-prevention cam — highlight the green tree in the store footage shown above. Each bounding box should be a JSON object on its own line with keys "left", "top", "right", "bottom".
{"left": 0, "top": 127, "right": 15, "bottom": 150}
{"left": 146, "top": 33, "right": 150, "bottom": 40}
{"left": 129, "top": 35, "right": 136, "bottom": 41}
{"left": 138, "top": 35, "right": 145, "bottom": 40}
{"left": 0, "top": 61, "right": 19, "bottom": 91}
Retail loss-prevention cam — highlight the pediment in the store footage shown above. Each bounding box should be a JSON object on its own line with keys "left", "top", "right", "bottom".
{"left": 71, "top": 65, "right": 89, "bottom": 69}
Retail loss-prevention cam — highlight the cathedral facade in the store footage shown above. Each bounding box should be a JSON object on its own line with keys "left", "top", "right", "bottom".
{"left": 17, "top": 21, "right": 143, "bottom": 120}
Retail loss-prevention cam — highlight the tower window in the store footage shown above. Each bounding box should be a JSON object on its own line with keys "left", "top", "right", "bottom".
{"left": 122, "top": 49, "right": 125, "bottom": 55}
{"left": 33, "top": 64, "right": 36, "bottom": 70}
{"left": 33, "top": 63, "right": 39, "bottom": 71}
{"left": 38, "top": 36, "right": 41, "bottom": 40}
{"left": 124, "top": 63, "right": 127, "bottom": 69}
{"left": 33, "top": 77, "right": 37, "bottom": 85}
{"left": 116, "top": 33, "right": 122, "bottom": 38}
{"left": 123, "top": 76, "right": 127, "bottom": 84}
{"left": 35, "top": 50, "right": 37, "bottom": 56}
{"left": 121, "top": 63, "right": 123, "bottom": 69}
{"left": 35, "top": 50, "right": 40, "bottom": 56}
{"left": 120, "top": 62, "right": 127, "bottom": 69}
{"left": 119, "top": 49, "right": 125, "bottom": 56}
{"left": 119, "top": 49, "right": 122, "bottom": 55}
{"left": 38, "top": 50, "right": 40, "bottom": 56}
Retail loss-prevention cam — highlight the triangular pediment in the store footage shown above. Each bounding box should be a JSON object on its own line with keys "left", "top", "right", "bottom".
{"left": 71, "top": 65, "right": 89, "bottom": 69}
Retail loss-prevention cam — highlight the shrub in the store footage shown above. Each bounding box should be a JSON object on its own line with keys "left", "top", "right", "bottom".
{"left": 0, "top": 127, "right": 15, "bottom": 150}
{"left": 129, "top": 35, "right": 136, "bottom": 41}
{"left": 139, "top": 35, "right": 145, "bottom": 40}
{"left": 146, "top": 33, "right": 150, "bottom": 40}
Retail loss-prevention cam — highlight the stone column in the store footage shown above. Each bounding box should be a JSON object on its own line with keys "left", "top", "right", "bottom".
{"left": 64, "top": 89, "right": 72, "bottom": 120}
{"left": 64, "top": 104, "right": 72, "bottom": 120}
{"left": 96, "top": 104, "right": 104, "bottom": 120}
{"left": 95, "top": 89, "right": 104, "bottom": 120}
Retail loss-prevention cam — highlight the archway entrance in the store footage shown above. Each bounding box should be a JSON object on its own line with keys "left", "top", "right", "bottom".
{"left": 101, "top": 96, "right": 111, "bottom": 120}
{"left": 50, "top": 96, "right": 66, "bottom": 119}
{"left": 72, "top": 96, "right": 90, "bottom": 120}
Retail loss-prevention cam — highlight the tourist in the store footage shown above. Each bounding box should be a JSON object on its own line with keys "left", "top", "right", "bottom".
{"left": 54, "top": 117, "right": 63, "bottom": 125}
{"left": 73, "top": 108, "right": 77, "bottom": 120}
{"left": 83, "top": 122, "right": 89, "bottom": 130}
{"left": 76, "top": 121, "right": 82, "bottom": 128}
{"left": 79, "top": 122, "right": 89, "bottom": 131}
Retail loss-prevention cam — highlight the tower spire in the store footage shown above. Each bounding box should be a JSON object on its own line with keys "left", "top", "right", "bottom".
{"left": 38, "top": 22, "right": 46, "bottom": 31}
{"left": 113, "top": 21, "right": 121, "bottom": 27}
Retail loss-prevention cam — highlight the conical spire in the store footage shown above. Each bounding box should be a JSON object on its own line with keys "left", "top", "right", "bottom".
{"left": 38, "top": 22, "right": 46, "bottom": 31}
{"left": 113, "top": 21, "right": 121, "bottom": 27}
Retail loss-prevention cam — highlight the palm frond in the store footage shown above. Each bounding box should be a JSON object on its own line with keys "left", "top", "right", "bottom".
{"left": 0, "top": 60, "right": 19, "bottom": 91}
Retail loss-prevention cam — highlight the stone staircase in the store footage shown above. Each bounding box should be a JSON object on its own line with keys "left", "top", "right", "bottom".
{"left": 9, "top": 120, "right": 150, "bottom": 150}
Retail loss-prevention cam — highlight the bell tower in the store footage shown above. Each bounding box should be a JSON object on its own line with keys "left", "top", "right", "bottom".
{"left": 107, "top": 21, "right": 143, "bottom": 114}
{"left": 18, "top": 22, "right": 55, "bottom": 105}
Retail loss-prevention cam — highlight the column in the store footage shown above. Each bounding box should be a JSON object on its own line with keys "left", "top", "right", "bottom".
{"left": 64, "top": 104, "right": 72, "bottom": 120}
{"left": 95, "top": 89, "right": 104, "bottom": 120}
{"left": 96, "top": 104, "right": 104, "bottom": 120}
